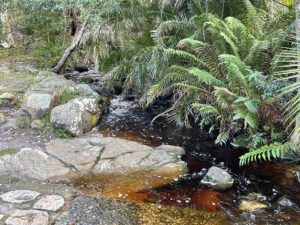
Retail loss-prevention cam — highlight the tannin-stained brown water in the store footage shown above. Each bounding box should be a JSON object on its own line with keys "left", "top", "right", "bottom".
{"left": 72, "top": 96, "right": 300, "bottom": 225}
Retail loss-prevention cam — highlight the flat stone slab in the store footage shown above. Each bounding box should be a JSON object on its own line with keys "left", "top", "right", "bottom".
{"left": 5, "top": 210, "right": 49, "bottom": 225}
{"left": 0, "top": 148, "right": 74, "bottom": 181}
{"left": 0, "top": 190, "right": 40, "bottom": 204}
{"left": 46, "top": 135, "right": 104, "bottom": 174}
{"left": 33, "top": 195, "right": 65, "bottom": 212}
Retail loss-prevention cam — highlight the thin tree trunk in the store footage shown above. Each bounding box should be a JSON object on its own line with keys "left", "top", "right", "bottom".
{"left": 269, "top": 0, "right": 274, "bottom": 20}
{"left": 0, "top": 4, "right": 15, "bottom": 47}
{"left": 52, "top": 17, "right": 89, "bottom": 74}
{"left": 293, "top": 0, "right": 300, "bottom": 143}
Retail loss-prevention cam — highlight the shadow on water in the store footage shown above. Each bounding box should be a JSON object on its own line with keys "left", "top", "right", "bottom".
{"left": 72, "top": 96, "right": 300, "bottom": 224}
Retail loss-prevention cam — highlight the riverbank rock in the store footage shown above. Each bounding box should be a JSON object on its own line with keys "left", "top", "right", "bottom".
{"left": 239, "top": 200, "right": 268, "bottom": 212}
{"left": 46, "top": 135, "right": 188, "bottom": 191}
{"left": 50, "top": 97, "right": 101, "bottom": 136}
{"left": 0, "top": 148, "right": 74, "bottom": 181}
{"left": 4, "top": 210, "right": 49, "bottom": 225}
{"left": 201, "top": 166, "right": 234, "bottom": 190}
{"left": 22, "top": 71, "right": 76, "bottom": 119}
{"left": 0, "top": 190, "right": 40, "bottom": 204}
{"left": 33, "top": 195, "right": 65, "bottom": 212}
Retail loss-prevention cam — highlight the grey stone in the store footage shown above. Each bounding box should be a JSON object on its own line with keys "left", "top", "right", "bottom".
{"left": 11, "top": 109, "right": 31, "bottom": 121}
{"left": 31, "top": 120, "right": 45, "bottom": 129}
{"left": 277, "top": 196, "right": 294, "bottom": 208}
{"left": 0, "top": 190, "right": 40, "bottom": 203}
{"left": 0, "top": 113, "right": 6, "bottom": 124}
{"left": 0, "top": 148, "right": 74, "bottom": 181}
{"left": 92, "top": 137, "right": 188, "bottom": 175}
{"left": 23, "top": 91, "right": 59, "bottom": 119}
{"left": 33, "top": 195, "right": 65, "bottom": 212}
{"left": 201, "top": 166, "right": 234, "bottom": 190}
{"left": 22, "top": 71, "right": 76, "bottom": 119}
{"left": 156, "top": 145, "right": 185, "bottom": 156}
{"left": 31, "top": 71, "right": 75, "bottom": 93}
{"left": 46, "top": 136, "right": 104, "bottom": 174}
{"left": 50, "top": 97, "right": 101, "bottom": 136}
{"left": 76, "top": 84, "right": 100, "bottom": 100}
{"left": 4, "top": 210, "right": 49, "bottom": 225}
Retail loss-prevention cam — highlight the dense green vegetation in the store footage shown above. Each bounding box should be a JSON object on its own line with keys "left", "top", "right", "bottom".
{"left": 1, "top": 0, "right": 300, "bottom": 165}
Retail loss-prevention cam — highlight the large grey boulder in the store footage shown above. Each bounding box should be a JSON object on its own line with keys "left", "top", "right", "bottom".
{"left": 0, "top": 148, "right": 74, "bottom": 181}
{"left": 46, "top": 136, "right": 104, "bottom": 174}
{"left": 30, "top": 71, "right": 75, "bottom": 92}
{"left": 50, "top": 97, "right": 101, "bottom": 136}
{"left": 23, "top": 91, "right": 60, "bottom": 119}
{"left": 201, "top": 166, "right": 234, "bottom": 190}
{"left": 92, "top": 138, "right": 186, "bottom": 174}
{"left": 46, "top": 135, "right": 188, "bottom": 192}
{"left": 23, "top": 71, "right": 76, "bottom": 119}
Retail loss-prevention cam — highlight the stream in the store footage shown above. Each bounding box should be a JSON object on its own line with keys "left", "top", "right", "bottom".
{"left": 65, "top": 73, "right": 300, "bottom": 224}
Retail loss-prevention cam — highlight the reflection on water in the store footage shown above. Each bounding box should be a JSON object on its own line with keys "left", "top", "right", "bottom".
{"left": 72, "top": 96, "right": 300, "bottom": 224}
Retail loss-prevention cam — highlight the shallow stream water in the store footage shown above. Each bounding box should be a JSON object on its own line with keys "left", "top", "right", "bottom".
{"left": 64, "top": 73, "right": 300, "bottom": 224}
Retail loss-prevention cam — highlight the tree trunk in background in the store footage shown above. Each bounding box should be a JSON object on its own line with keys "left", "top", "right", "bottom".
{"left": 269, "top": 0, "right": 274, "bottom": 20}
{"left": 52, "top": 17, "right": 89, "bottom": 74}
{"left": 293, "top": 0, "right": 300, "bottom": 143}
{"left": 0, "top": 5, "right": 15, "bottom": 47}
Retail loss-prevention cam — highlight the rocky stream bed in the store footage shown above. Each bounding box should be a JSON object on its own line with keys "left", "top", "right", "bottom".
{"left": 0, "top": 64, "right": 299, "bottom": 225}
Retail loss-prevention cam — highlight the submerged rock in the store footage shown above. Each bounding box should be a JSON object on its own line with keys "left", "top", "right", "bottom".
{"left": 239, "top": 200, "right": 268, "bottom": 212}
{"left": 201, "top": 166, "right": 234, "bottom": 190}
{"left": 50, "top": 97, "right": 101, "bottom": 136}
{"left": 276, "top": 196, "right": 295, "bottom": 208}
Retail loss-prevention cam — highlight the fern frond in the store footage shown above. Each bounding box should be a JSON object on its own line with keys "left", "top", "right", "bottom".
{"left": 239, "top": 142, "right": 298, "bottom": 166}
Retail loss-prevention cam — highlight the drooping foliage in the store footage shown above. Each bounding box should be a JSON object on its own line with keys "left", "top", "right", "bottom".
{"left": 1, "top": 0, "right": 299, "bottom": 165}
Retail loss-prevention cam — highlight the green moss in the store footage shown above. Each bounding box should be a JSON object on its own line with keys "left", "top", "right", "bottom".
{"left": 40, "top": 112, "right": 72, "bottom": 138}
{"left": 81, "top": 77, "right": 94, "bottom": 84}
{"left": 58, "top": 91, "right": 78, "bottom": 105}
{"left": 16, "top": 119, "right": 32, "bottom": 128}
{"left": 0, "top": 148, "right": 17, "bottom": 157}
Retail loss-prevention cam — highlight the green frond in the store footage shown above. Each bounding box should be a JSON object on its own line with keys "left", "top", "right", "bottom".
{"left": 239, "top": 142, "right": 298, "bottom": 166}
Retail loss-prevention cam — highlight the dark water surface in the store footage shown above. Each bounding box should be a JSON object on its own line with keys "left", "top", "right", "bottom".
{"left": 80, "top": 96, "right": 300, "bottom": 224}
